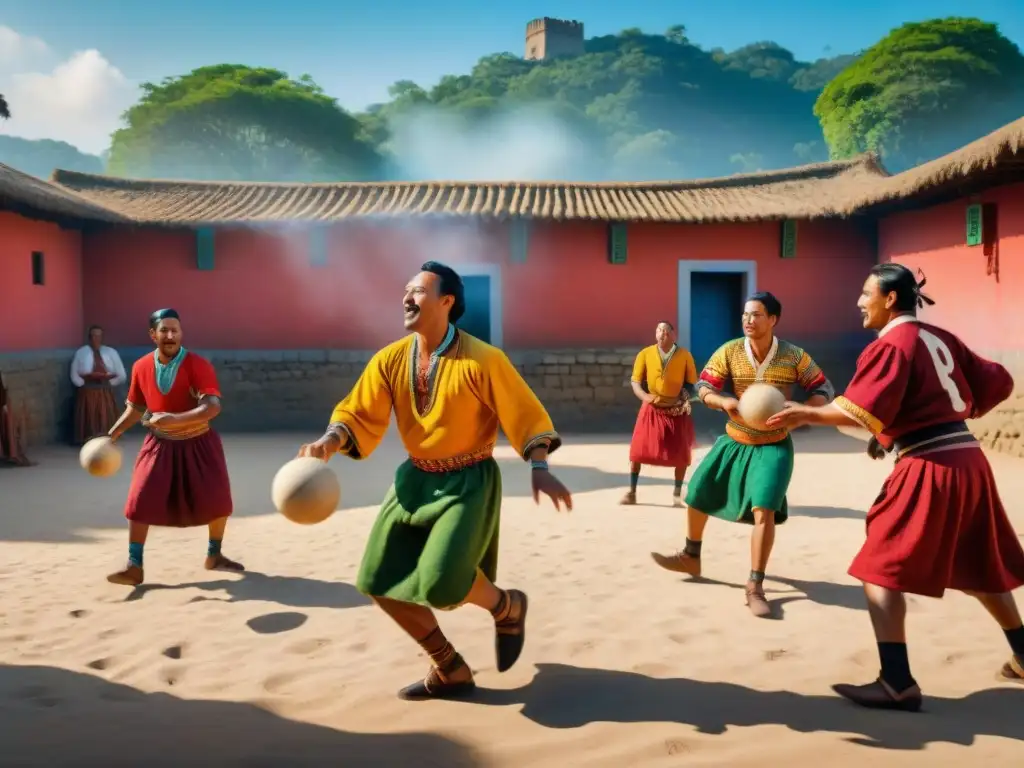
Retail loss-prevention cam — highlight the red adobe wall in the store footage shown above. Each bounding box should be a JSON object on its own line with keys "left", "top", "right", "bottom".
{"left": 878, "top": 182, "right": 1024, "bottom": 456}
{"left": 878, "top": 183, "right": 1023, "bottom": 354}
{"left": 81, "top": 217, "right": 874, "bottom": 351}
{"left": 0, "top": 211, "right": 83, "bottom": 350}
{"left": 0, "top": 210, "right": 84, "bottom": 445}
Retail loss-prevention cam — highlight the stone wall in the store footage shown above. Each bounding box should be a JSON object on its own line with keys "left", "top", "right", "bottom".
{"left": 15, "top": 343, "right": 1020, "bottom": 458}
{"left": 192, "top": 342, "right": 865, "bottom": 435}
{"left": 0, "top": 350, "right": 78, "bottom": 448}
{"left": 968, "top": 351, "right": 1024, "bottom": 458}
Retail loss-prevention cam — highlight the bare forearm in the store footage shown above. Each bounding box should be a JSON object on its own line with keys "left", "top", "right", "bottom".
{"left": 701, "top": 391, "right": 730, "bottom": 411}
{"left": 174, "top": 400, "right": 221, "bottom": 428}
{"left": 527, "top": 444, "right": 549, "bottom": 463}
{"left": 109, "top": 407, "right": 142, "bottom": 440}
{"left": 630, "top": 381, "right": 650, "bottom": 403}
{"left": 806, "top": 403, "right": 859, "bottom": 427}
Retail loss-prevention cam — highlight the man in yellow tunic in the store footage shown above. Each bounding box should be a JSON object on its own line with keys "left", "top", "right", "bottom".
{"left": 299, "top": 261, "right": 572, "bottom": 700}
{"left": 621, "top": 321, "right": 698, "bottom": 507}
{"left": 651, "top": 292, "right": 834, "bottom": 617}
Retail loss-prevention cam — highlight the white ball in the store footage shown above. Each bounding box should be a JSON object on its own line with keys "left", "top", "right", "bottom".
{"left": 738, "top": 383, "right": 786, "bottom": 429}
{"left": 80, "top": 436, "right": 122, "bottom": 477}
{"left": 271, "top": 457, "right": 341, "bottom": 525}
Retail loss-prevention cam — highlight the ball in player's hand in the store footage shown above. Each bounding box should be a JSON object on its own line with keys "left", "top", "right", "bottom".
{"left": 271, "top": 457, "right": 341, "bottom": 525}
{"left": 80, "top": 436, "right": 122, "bottom": 477}
{"left": 737, "top": 383, "right": 786, "bottom": 429}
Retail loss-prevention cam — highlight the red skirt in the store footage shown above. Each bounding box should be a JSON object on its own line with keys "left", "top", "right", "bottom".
{"left": 123, "top": 430, "right": 233, "bottom": 527}
{"left": 849, "top": 446, "right": 1024, "bottom": 598}
{"left": 628, "top": 402, "right": 696, "bottom": 469}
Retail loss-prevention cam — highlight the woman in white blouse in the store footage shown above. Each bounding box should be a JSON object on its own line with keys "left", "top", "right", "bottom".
{"left": 70, "top": 325, "right": 127, "bottom": 445}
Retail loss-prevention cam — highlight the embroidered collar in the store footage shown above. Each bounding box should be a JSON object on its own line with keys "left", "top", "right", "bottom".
{"left": 744, "top": 336, "right": 779, "bottom": 381}
{"left": 409, "top": 325, "right": 457, "bottom": 417}
{"left": 878, "top": 314, "right": 919, "bottom": 338}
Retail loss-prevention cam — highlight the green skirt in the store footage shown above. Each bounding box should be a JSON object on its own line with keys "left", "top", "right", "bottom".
{"left": 684, "top": 434, "right": 795, "bottom": 525}
{"left": 356, "top": 457, "right": 502, "bottom": 609}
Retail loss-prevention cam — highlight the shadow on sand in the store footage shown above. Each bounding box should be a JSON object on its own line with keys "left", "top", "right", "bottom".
{"left": 123, "top": 571, "right": 371, "bottom": 610}
{"left": 471, "top": 663, "right": 1024, "bottom": 752}
{"left": 685, "top": 574, "right": 868, "bottom": 616}
{"left": 0, "top": 664, "right": 482, "bottom": 766}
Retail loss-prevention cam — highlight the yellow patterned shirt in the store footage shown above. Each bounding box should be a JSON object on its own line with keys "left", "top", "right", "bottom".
{"left": 328, "top": 330, "right": 560, "bottom": 464}
{"left": 696, "top": 337, "right": 833, "bottom": 445}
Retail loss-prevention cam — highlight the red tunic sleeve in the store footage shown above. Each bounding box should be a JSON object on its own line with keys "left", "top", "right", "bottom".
{"left": 186, "top": 354, "right": 221, "bottom": 399}
{"left": 126, "top": 357, "right": 151, "bottom": 411}
{"left": 959, "top": 347, "right": 1014, "bottom": 419}
{"left": 833, "top": 341, "right": 910, "bottom": 435}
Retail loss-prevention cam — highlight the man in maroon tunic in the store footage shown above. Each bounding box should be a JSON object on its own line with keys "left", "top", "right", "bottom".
{"left": 767, "top": 263, "right": 1024, "bottom": 711}
{"left": 105, "top": 309, "right": 243, "bottom": 586}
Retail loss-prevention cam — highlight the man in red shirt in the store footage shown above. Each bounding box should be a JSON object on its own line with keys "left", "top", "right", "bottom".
{"left": 106, "top": 309, "right": 243, "bottom": 586}
{"left": 767, "top": 263, "right": 1024, "bottom": 711}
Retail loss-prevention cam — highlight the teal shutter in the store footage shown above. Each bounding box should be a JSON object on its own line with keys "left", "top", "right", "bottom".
{"left": 196, "top": 228, "right": 215, "bottom": 270}
{"left": 607, "top": 223, "right": 627, "bottom": 264}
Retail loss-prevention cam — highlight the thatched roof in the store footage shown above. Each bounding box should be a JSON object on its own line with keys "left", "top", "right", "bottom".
{"left": 1, "top": 117, "right": 1021, "bottom": 226}
{"left": 0, "top": 162, "right": 129, "bottom": 223}
{"left": 856, "top": 116, "right": 1024, "bottom": 210}
{"left": 48, "top": 156, "right": 884, "bottom": 225}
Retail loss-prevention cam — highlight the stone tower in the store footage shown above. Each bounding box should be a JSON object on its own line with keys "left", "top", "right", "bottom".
{"left": 524, "top": 17, "right": 584, "bottom": 61}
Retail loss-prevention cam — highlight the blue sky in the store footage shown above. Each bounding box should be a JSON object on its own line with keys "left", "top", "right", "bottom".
{"left": 4, "top": 0, "right": 1022, "bottom": 110}
{"left": 0, "top": 0, "right": 1020, "bottom": 152}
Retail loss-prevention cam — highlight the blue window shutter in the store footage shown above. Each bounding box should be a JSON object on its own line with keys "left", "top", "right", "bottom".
{"left": 196, "top": 228, "right": 215, "bottom": 270}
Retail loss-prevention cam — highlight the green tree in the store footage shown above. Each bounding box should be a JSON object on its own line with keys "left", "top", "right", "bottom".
{"left": 107, "top": 65, "right": 381, "bottom": 180}
{"left": 359, "top": 27, "right": 834, "bottom": 179}
{"left": 815, "top": 18, "right": 1024, "bottom": 169}
{"left": 0, "top": 94, "right": 9, "bottom": 120}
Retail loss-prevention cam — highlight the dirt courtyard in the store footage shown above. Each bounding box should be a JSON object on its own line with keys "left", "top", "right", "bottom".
{"left": 1, "top": 429, "right": 1023, "bottom": 767}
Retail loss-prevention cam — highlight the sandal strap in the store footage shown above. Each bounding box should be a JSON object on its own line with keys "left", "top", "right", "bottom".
{"left": 1010, "top": 656, "right": 1024, "bottom": 679}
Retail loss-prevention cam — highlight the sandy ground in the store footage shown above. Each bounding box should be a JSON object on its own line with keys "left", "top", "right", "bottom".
{"left": 1, "top": 426, "right": 1023, "bottom": 767}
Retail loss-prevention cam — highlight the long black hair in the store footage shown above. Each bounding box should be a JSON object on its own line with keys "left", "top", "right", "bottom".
{"left": 420, "top": 262, "right": 466, "bottom": 323}
{"left": 869, "top": 263, "right": 935, "bottom": 313}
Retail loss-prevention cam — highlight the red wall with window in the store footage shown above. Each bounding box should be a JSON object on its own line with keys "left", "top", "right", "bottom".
{"left": 0, "top": 211, "right": 83, "bottom": 351}
{"left": 81, "top": 217, "right": 875, "bottom": 351}
{"left": 878, "top": 183, "right": 1024, "bottom": 354}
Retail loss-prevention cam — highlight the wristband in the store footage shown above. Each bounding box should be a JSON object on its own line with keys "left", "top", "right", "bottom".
{"left": 530, "top": 459, "right": 549, "bottom": 472}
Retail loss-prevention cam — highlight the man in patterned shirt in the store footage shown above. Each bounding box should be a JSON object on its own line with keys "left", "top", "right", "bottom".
{"left": 651, "top": 292, "right": 834, "bottom": 617}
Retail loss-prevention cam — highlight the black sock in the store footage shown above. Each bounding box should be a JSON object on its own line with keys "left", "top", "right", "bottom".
{"left": 673, "top": 479, "right": 683, "bottom": 496}
{"left": 684, "top": 538, "right": 702, "bottom": 558}
{"left": 877, "top": 642, "right": 916, "bottom": 692}
{"left": 1004, "top": 626, "right": 1024, "bottom": 657}
{"left": 749, "top": 570, "right": 765, "bottom": 583}
{"left": 629, "top": 472, "right": 639, "bottom": 493}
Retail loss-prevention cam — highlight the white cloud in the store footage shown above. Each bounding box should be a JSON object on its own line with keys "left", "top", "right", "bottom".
{"left": 0, "top": 26, "right": 49, "bottom": 70}
{"left": 0, "top": 26, "right": 136, "bottom": 155}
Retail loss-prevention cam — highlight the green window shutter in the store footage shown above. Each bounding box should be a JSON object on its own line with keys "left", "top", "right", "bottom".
{"left": 780, "top": 219, "right": 797, "bottom": 259}
{"left": 607, "top": 222, "right": 627, "bottom": 264}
